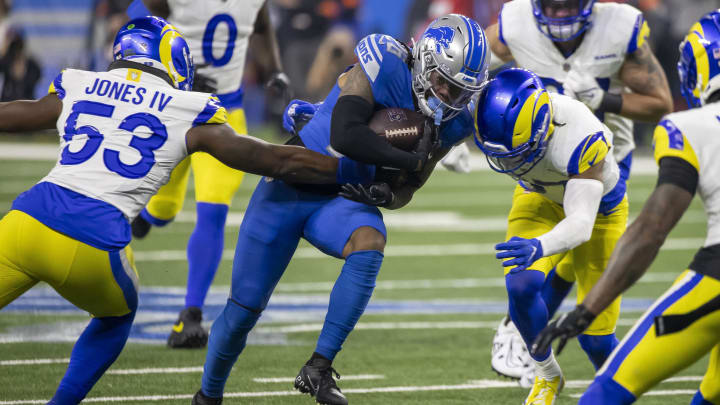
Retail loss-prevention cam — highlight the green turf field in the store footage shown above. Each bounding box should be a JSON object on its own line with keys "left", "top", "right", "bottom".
{"left": 0, "top": 143, "right": 711, "bottom": 404}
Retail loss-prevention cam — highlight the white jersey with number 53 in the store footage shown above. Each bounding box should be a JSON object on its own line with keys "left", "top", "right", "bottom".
{"left": 167, "top": 0, "right": 265, "bottom": 97}
{"left": 43, "top": 67, "right": 227, "bottom": 220}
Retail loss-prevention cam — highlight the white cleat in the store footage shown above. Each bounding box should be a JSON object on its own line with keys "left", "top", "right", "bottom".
{"left": 491, "top": 317, "right": 534, "bottom": 381}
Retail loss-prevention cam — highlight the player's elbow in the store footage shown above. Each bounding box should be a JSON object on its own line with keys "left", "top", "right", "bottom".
{"left": 574, "top": 217, "right": 595, "bottom": 245}
{"left": 649, "top": 95, "right": 674, "bottom": 122}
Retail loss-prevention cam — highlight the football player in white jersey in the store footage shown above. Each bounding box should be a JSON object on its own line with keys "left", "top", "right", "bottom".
{"left": 0, "top": 17, "right": 350, "bottom": 405}
{"left": 532, "top": 10, "right": 720, "bottom": 405}
{"left": 126, "top": 0, "right": 291, "bottom": 348}
{"left": 474, "top": 68, "right": 629, "bottom": 404}
{"left": 484, "top": 0, "right": 673, "bottom": 383}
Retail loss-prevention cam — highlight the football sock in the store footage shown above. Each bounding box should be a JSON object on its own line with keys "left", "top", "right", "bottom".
{"left": 690, "top": 390, "right": 714, "bottom": 405}
{"left": 579, "top": 375, "right": 635, "bottom": 405}
{"left": 578, "top": 333, "right": 619, "bottom": 370}
{"left": 540, "top": 268, "right": 574, "bottom": 319}
{"left": 185, "top": 202, "right": 228, "bottom": 308}
{"left": 202, "top": 299, "right": 261, "bottom": 398}
{"left": 315, "top": 250, "right": 383, "bottom": 361}
{"left": 505, "top": 269, "right": 549, "bottom": 362}
{"left": 534, "top": 351, "right": 562, "bottom": 379}
{"left": 50, "top": 311, "right": 135, "bottom": 404}
{"left": 139, "top": 207, "right": 173, "bottom": 227}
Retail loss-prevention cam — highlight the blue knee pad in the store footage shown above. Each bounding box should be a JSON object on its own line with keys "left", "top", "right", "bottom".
{"left": 578, "top": 333, "right": 619, "bottom": 371}
{"left": 315, "top": 250, "right": 383, "bottom": 361}
{"left": 202, "top": 299, "right": 262, "bottom": 398}
{"left": 540, "top": 268, "right": 573, "bottom": 319}
{"left": 691, "top": 390, "right": 715, "bottom": 405}
{"left": 505, "top": 270, "right": 549, "bottom": 361}
{"left": 579, "top": 375, "right": 636, "bottom": 405}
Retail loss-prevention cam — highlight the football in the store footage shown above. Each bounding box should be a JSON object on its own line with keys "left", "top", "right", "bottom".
{"left": 368, "top": 108, "right": 426, "bottom": 151}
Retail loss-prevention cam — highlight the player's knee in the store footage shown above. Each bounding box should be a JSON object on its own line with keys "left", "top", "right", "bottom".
{"left": 578, "top": 333, "right": 618, "bottom": 371}
{"left": 579, "top": 376, "right": 635, "bottom": 405}
{"left": 221, "top": 299, "right": 262, "bottom": 336}
{"left": 344, "top": 226, "right": 386, "bottom": 257}
{"left": 505, "top": 270, "right": 545, "bottom": 306}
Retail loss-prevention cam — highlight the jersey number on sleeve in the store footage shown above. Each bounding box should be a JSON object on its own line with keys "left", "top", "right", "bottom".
{"left": 202, "top": 14, "right": 237, "bottom": 67}
{"left": 60, "top": 100, "right": 168, "bottom": 179}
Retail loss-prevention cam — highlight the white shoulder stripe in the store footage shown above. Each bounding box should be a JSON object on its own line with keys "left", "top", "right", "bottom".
{"left": 356, "top": 37, "right": 381, "bottom": 82}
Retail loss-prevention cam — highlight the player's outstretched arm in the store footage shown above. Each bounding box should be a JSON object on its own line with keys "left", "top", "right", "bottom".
{"left": 187, "top": 123, "right": 338, "bottom": 184}
{"left": 618, "top": 42, "right": 673, "bottom": 122}
{"left": 0, "top": 94, "right": 62, "bottom": 132}
{"left": 582, "top": 159, "right": 695, "bottom": 314}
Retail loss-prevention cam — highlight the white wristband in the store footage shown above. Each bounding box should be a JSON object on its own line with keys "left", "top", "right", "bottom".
{"left": 537, "top": 178, "right": 604, "bottom": 256}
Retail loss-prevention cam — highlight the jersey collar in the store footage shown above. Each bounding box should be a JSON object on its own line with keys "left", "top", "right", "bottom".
{"left": 108, "top": 60, "right": 175, "bottom": 88}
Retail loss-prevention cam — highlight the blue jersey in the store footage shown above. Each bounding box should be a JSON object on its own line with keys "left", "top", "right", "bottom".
{"left": 299, "top": 34, "right": 474, "bottom": 161}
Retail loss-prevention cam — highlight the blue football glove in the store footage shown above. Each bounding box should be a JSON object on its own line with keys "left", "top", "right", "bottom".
{"left": 495, "top": 236, "right": 544, "bottom": 271}
{"left": 282, "top": 99, "right": 321, "bottom": 134}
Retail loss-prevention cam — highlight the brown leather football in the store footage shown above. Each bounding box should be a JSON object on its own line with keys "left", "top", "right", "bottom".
{"left": 368, "top": 108, "right": 426, "bottom": 151}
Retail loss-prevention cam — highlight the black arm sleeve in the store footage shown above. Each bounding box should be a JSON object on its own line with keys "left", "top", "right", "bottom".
{"left": 330, "top": 95, "right": 421, "bottom": 171}
{"left": 657, "top": 156, "right": 699, "bottom": 196}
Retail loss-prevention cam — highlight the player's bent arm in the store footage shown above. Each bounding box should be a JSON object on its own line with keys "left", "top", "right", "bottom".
{"left": 186, "top": 124, "right": 338, "bottom": 184}
{"left": 536, "top": 162, "right": 604, "bottom": 256}
{"left": 618, "top": 42, "right": 673, "bottom": 122}
{"left": 386, "top": 147, "right": 449, "bottom": 210}
{"left": 485, "top": 23, "right": 514, "bottom": 70}
{"left": 582, "top": 157, "right": 696, "bottom": 314}
{"left": 0, "top": 94, "right": 62, "bottom": 132}
{"left": 251, "top": 2, "right": 284, "bottom": 77}
{"left": 330, "top": 65, "right": 424, "bottom": 172}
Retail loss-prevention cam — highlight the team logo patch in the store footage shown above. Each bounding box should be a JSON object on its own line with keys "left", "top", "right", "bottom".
{"left": 387, "top": 109, "right": 407, "bottom": 122}
{"left": 424, "top": 26, "right": 455, "bottom": 54}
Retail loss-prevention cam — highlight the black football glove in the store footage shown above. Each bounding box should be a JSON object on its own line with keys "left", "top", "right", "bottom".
{"left": 531, "top": 304, "right": 596, "bottom": 357}
{"left": 339, "top": 182, "right": 394, "bottom": 207}
{"left": 410, "top": 120, "right": 438, "bottom": 172}
{"left": 265, "top": 71, "right": 292, "bottom": 101}
{"left": 192, "top": 71, "right": 218, "bottom": 93}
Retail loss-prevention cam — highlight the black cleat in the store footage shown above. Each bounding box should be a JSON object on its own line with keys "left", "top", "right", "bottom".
{"left": 131, "top": 215, "right": 153, "bottom": 239}
{"left": 294, "top": 357, "right": 348, "bottom": 405}
{"left": 191, "top": 390, "right": 222, "bottom": 405}
{"left": 167, "top": 307, "right": 208, "bottom": 349}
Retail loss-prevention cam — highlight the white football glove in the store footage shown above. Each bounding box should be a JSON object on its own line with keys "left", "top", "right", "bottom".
{"left": 564, "top": 68, "right": 603, "bottom": 111}
{"left": 440, "top": 142, "right": 471, "bottom": 173}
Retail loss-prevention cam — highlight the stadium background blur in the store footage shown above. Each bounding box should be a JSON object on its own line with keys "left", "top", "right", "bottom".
{"left": 1, "top": 0, "right": 718, "bottom": 142}
{"left": 2, "top": 1, "right": 720, "bottom": 404}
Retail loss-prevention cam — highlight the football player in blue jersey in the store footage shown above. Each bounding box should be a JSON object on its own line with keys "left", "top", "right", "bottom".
{"left": 0, "top": 17, "right": 351, "bottom": 405}
{"left": 193, "top": 14, "right": 489, "bottom": 405}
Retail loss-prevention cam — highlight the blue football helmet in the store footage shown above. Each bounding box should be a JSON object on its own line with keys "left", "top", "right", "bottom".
{"left": 113, "top": 16, "right": 194, "bottom": 91}
{"left": 531, "top": 0, "right": 596, "bottom": 42}
{"left": 473, "top": 68, "right": 554, "bottom": 177}
{"left": 678, "top": 10, "right": 720, "bottom": 108}
{"left": 412, "top": 14, "right": 490, "bottom": 122}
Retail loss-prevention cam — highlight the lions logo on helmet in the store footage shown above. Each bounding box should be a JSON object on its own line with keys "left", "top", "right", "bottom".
{"left": 473, "top": 68, "right": 554, "bottom": 177}
{"left": 531, "top": 0, "right": 596, "bottom": 42}
{"left": 678, "top": 9, "right": 720, "bottom": 108}
{"left": 412, "top": 14, "right": 490, "bottom": 121}
{"left": 113, "top": 16, "right": 195, "bottom": 91}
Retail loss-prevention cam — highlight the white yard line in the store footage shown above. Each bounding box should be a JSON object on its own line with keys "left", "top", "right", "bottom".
{"left": 107, "top": 366, "right": 203, "bottom": 375}
{"left": 0, "top": 378, "right": 698, "bottom": 404}
{"left": 0, "top": 358, "right": 69, "bottom": 366}
{"left": 253, "top": 374, "right": 385, "bottom": 383}
{"left": 133, "top": 237, "right": 705, "bottom": 262}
